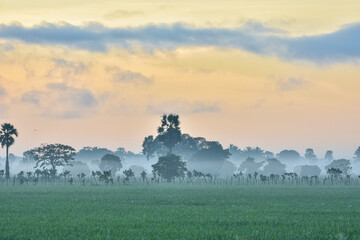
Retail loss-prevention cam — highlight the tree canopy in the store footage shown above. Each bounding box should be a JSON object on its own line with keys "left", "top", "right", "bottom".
{"left": 99, "top": 154, "right": 122, "bottom": 176}
{"left": 152, "top": 153, "right": 187, "bottom": 182}
{"left": 157, "top": 114, "right": 182, "bottom": 153}
{"left": 31, "top": 143, "right": 76, "bottom": 177}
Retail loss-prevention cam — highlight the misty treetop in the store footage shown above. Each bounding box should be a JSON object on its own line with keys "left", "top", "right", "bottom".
{"left": 31, "top": 143, "right": 76, "bottom": 177}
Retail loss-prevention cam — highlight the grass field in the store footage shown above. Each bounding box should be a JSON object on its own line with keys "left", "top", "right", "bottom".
{"left": 0, "top": 185, "right": 359, "bottom": 240}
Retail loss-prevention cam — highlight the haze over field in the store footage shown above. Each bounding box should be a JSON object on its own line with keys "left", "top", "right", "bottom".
{"left": 0, "top": 0, "right": 360, "bottom": 158}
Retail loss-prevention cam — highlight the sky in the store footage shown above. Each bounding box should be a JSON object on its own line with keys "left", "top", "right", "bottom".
{"left": 0, "top": 0, "right": 359, "bottom": 159}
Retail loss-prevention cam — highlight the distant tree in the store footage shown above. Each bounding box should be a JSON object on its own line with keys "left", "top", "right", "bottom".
{"left": 97, "top": 170, "right": 113, "bottom": 185}
{"left": 157, "top": 114, "right": 182, "bottom": 153}
{"left": 141, "top": 170, "right": 147, "bottom": 181}
{"left": 123, "top": 169, "right": 135, "bottom": 181}
{"left": 142, "top": 135, "right": 160, "bottom": 160}
{"left": 264, "top": 151, "right": 275, "bottom": 159}
{"left": 129, "top": 165, "right": 146, "bottom": 177}
{"left": 305, "top": 148, "right": 317, "bottom": 161}
{"left": 261, "top": 158, "right": 286, "bottom": 175}
{"left": 22, "top": 149, "right": 36, "bottom": 164}
{"left": 277, "top": 150, "right": 300, "bottom": 162}
{"left": 0, "top": 123, "right": 18, "bottom": 180}
{"left": 31, "top": 144, "right": 76, "bottom": 178}
{"left": 325, "top": 159, "right": 351, "bottom": 174}
{"left": 152, "top": 153, "right": 187, "bottom": 182}
{"left": 63, "top": 161, "right": 91, "bottom": 176}
{"left": 295, "top": 165, "right": 321, "bottom": 177}
{"left": 189, "top": 141, "right": 231, "bottom": 176}
{"left": 243, "top": 147, "right": 266, "bottom": 160}
{"left": 172, "top": 134, "right": 201, "bottom": 160}
{"left": 238, "top": 157, "right": 264, "bottom": 174}
{"left": 325, "top": 150, "right": 334, "bottom": 162}
{"left": 354, "top": 147, "right": 360, "bottom": 162}
{"left": 76, "top": 147, "right": 113, "bottom": 162}
{"left": 99, "top": 154, "right": 122, "bottom": 176}
{"left": 114, "top": 147, "right": 138, "bottom": 160}
{"left": 327, "top": 168, "right": 343, "bottom": 179}
{"left": 219, "top": 160, "right": 237, "bottom": 177}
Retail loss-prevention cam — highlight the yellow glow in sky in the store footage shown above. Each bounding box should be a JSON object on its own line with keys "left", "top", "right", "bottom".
{"left": 0, "top": 0, "right": 359, "bottom": 158}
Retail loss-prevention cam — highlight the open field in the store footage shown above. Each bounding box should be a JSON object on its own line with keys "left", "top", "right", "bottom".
{"left": 0, "top": 186, "right": 360, "bottom": 240}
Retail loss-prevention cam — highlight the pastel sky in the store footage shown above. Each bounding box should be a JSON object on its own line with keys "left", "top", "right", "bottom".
{"left": 0, "top": 0, "right": 359, "bottom": 158}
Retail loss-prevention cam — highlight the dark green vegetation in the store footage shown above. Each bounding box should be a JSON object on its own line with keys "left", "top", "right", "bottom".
{"left": 0, "top": 186, "right": 359, "bottom": 240}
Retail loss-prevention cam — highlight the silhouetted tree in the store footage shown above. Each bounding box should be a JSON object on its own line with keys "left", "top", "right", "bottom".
{"left": 157, "top": 114, "right": 182, "bottom": 153}
{"left": 152, "top": 153, "right": 187, "bottom": 182}
{"left": 305, "top": 148, "right": 317, "bottom": 161}
{"left": 142, "top": 135, "right": 161, "bottom": 160}
{"left": 123, "top": 169, "right": 135, "bottom": 183}
{"left": 0, "top": 123, "right": 18, "bottom": 180}
{"left": 141, "top": 170, "right": 147, "bottom": 181}
{"left": 99, "top": 154, "right": 122, "bottom": 176}
{"left": 325, "top": 150, "right": 334, "bottom": 162}
{"left": 31, "top": 144, "right": 76, "bottom": 178}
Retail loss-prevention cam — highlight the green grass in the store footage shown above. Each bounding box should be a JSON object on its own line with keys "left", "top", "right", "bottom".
{"left": 0, "top": 185, "right": 359, "bottom": 240}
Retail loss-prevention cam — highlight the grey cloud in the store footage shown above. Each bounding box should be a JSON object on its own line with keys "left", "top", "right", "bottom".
{"left": 0, "top": 85, "right": 6, "bottom": 97}
{"left": 147, "top": 100, "right": 220, "bottom": 115}
{"left": 106, "top": 66, "right": 152, "bottom": 85}
{"left": 45, "top": 83, "right": 97, "bottom": 108}
{"left": 21, "top": 90, "right": 41, "bottom": 105}
{"left": 21, "top": 83, "right": 97, "bottom": 118}
{"left": 48, "top": 58, "right": 87, "bottom": 80}
{"left": 277, "top": 78, "right": 307, "bottom": 91}
{"left": 114, "top": 71, "right": 152, "bottom": 84}
{"left": 0, "top": 21, "right": 359, "bottom": 63}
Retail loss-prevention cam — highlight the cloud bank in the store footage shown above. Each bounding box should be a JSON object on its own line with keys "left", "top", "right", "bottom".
{"left": 0, "top": 22, "right": 360, "bottom": 63}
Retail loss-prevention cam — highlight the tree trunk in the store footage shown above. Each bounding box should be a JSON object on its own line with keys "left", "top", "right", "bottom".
{"left": 5, "top": 145, "right": 9, "bottom": 180}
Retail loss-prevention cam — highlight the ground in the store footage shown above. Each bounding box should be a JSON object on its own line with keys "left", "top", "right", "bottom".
{"left": 0, "top": 185, "right": 359, "bottom": 239}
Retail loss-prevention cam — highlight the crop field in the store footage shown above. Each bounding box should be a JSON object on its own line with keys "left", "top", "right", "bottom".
{"left": 0, "top": 185, "right": 359, "bottom": 240}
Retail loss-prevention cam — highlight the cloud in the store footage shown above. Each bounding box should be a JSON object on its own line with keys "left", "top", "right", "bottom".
{"left": 21, "top": 83, "right": 97, "bottom": 118}
{"left": 147, "top": 100, "right": 220, "bottom": 115}
{"left": 47, "top": 58, "right": 87, "bottom": 80}
{"left": 114, "top": 70, "right": 152, "bottom": 84}
{"left": 21, "top": 90, "right": 40, "bottom": 105}
{"left": 0, "top": 84, "right": 6, "bottom": 97}
{"left": 106, "top": 67, "right": 152, "bottom": 85}
{"left": 277, "top": 77, "right": 307, "bottom": 91}
{"left": 104, "top": 9, "right": 143, "bottom": 19}
{"left": 0, "top": 21, "right": 360, "bottom": 63}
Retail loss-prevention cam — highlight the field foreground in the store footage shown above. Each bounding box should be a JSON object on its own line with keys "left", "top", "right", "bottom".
{"left": 0, "top": 186, "right": 359, "bottom": 240}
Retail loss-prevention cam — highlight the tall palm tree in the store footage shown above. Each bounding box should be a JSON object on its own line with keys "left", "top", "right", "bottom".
{"left": 0, "top": 123, "right": 18, "bottom": 180}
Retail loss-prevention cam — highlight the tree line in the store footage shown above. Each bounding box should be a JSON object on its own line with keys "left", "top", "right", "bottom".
{"left": 1, "top": 116, "right": 360, "bottom": 183}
